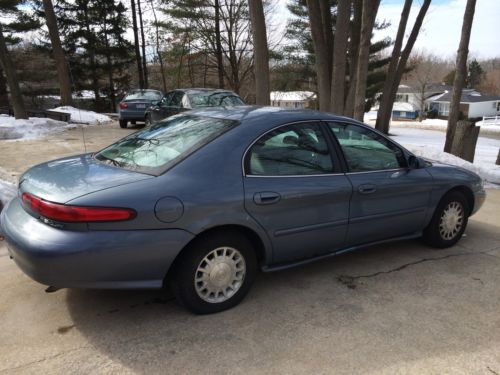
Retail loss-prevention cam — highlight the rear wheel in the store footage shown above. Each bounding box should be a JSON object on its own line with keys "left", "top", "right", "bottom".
{"left": 171, "top": 232, "right": 257, "bottom": 314}
{"left": 145, "top": 115, "right": 152, "bottom": 127}
{"left": 423, "top": 191, "right": 469, "bottom": 248}
{"left": 119, "top": 119, "right": 127, "bottom": 128}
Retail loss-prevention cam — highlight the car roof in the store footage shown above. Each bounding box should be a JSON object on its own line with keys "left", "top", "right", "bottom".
{"left": 177, "top": 88, "right": 238, "bottom": 95}
{"left": 187, "top": 106, "right": 356, "bottom": 127}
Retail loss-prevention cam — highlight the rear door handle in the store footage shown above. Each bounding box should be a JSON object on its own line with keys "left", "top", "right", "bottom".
{"left": 358, "top": 184, "right": 377, "bottom": 194}
{"left": 254, "top": 192, "right": 281, "bottom": 205}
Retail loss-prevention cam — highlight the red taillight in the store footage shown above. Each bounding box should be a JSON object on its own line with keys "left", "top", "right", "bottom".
{"left": 119, "top": 102, "right": 128, "bottom": 109}
{"left": 21, "top": 193, "right": 136, "bottom": 223}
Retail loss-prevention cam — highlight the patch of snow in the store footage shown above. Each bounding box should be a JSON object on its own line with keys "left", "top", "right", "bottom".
{"left": 270, "top": 91, "right": 316, "bottom": 102}
{"left": 50, "top": 106, "right": 111, "bottom": 125}
{"left": 0, "top": 114, "right": 75, "bottom": 141}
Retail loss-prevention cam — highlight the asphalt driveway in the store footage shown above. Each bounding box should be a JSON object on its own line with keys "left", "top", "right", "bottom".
{"left": 0, "top": 122, "right": 499, "bottom": 374}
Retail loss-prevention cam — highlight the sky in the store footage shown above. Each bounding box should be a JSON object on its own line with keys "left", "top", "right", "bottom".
{"left": 273, "top": 0, "right": 500, "bottom": 60}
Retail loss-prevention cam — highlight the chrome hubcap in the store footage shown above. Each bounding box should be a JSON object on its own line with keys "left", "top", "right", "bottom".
{"left": 439, "top": 201, "right": 464, "bottom": 240}
{"left": 195, "top": 247, "right": 246, "bottom": 303}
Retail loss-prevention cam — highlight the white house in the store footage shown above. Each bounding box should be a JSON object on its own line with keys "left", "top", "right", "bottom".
{"left": 426, "top": 89, "right": 500, "bottom": 119}
{"left": 270, "top": 91, "right": 317, "bottom": 109}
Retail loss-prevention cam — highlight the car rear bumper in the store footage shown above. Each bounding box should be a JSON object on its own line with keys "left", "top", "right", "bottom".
{"left": 119, "top": 111, "right": 147, "bottom": 121}
{"left": 0, "top": 198, "right": 194, "bottom": 289}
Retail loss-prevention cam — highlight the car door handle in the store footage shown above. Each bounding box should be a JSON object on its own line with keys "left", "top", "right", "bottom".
{"left": 358, "top": 184, "right": 377, "bottom": 194}
{"left": 254, "top": 192, "right": 281, "bottom": 205}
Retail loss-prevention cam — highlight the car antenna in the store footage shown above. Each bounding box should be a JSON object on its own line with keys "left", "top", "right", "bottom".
{"left": 68, "top": 63, "right": 87, "bottom": 153}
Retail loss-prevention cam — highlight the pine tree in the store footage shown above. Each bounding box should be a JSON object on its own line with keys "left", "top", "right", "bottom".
{"left": 467, "top": 59, "right": 484, "bottom": 89}
{"left": 0, "top": 0, "right": 39, "bottom": 118}
{"left": 54, "top": 0, "right": 132, "bottom": 110}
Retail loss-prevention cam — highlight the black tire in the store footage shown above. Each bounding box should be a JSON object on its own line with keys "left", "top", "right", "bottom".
{"left": 171, "top": 232, "right": 257, "bottom": 314}
{"left": 422, "top": 191, "right": 469, "bottom": 248}
{"left": 145, "top": 115, "right": 151, "bottom": 127}
{"left": 119, "top": 119, "right": 127, "bottom": 128}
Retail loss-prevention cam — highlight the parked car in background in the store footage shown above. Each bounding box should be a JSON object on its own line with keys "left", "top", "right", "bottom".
{"left": 145, "top": 88, "right": 244, "bottom": 124}
{"left": 1, "top": 107, "right": 485, "bottom": 314}
{"left": 118, "top": 89, "right": 163, "bottom": 128}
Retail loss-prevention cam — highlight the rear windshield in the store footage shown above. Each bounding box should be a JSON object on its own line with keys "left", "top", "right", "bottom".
{"left": 124, "top": 91, "right": 162, "bottom": 101}
{"left": 189, "top": 92, "right": 244, "bottom": 107}
{"left": 94, "top": 115, "right": 239, "bottom": 175}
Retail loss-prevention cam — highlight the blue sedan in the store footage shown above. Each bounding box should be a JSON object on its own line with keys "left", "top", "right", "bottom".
{"left": 0, "top": 107, "right": 486, "bottom": 314}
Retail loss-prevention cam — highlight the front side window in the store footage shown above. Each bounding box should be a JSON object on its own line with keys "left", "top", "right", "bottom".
{"left": 246, "top": 122, "right": 333, "bottom": 176}
{"left": 329, "top": 122, "right": 406, "bottom": 172}
{"left": 95, "top": 115, "right": 239, "bottom": 175}
{"left": 189, "top": 92, "right": 244, "bottom": 107}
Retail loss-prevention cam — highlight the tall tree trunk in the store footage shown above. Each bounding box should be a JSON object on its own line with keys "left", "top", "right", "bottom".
{"left": 214, "top": 0, "right": 224, "bottom": 89}
{"left": 130, "top": 0, "right": 144, "bottom": 89}
{"left": 330, "top": 0, "right": 351, "bottom": 114}
{"left": 307, "top": 0, "right": 331, "bottom": 111}
{"left": 0, "top": 65, "right": 9, "bottom": 108}
{"left": 137, "top": 0, "right": 148, "bottom": 88}
{"left": 0, "top": 25, "right": 27, "bottom": 119}
{"left": 42, "top": 0, "right": 73, "bottom": 106}
{"left": 445, "top": 0, "right": 477, "bottom": 153}
{"left": 149, "top": 0, "right": 167, "bottom": 92}
{"left": 319, "top": 0, "right": 333, "bottom": 86}
{"left": 375, "top": 0, "right": 431, "bottom": 134}
{"left": 82, "top": 4, "right": 100, "bottom": 107}
{"left": 344, "top": 0, "right": 362, "bottom": 117}
{"left": 353, "top": 0, "right": 380, "bottom": 121}
{"left": 248, "top": 0, "right": 270, "bottom": 105}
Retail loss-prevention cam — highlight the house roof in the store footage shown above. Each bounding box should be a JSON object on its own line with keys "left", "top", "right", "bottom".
{"left": 429, "top": 89, "right": 500, "bottom": 103}
{"left": 397, "top": 83, "right": 452, "bottom": 96}
{"left": 270, "top": 91, "right": 316, "bottom": 102}
{"left": 392, "top": 102, "right": 417, "bottom": 112}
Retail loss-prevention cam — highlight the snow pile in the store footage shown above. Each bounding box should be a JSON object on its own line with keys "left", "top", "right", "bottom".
{"left": 406, "top": 145, "right": 500, "bottom": 185}
{"left": 0, "top": 114, "right": 75, "bottom": 141}
{"left": 0, "top": 179, "right": 16, "bottom": 211}
{"left": 270, "top": 91, "right": 316, "bottom": 102}
{"left": 50, "top": 106, "right": 111, "bottom": 125}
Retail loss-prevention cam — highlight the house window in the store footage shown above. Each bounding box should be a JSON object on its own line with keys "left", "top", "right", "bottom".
{"left": 396, "top": 94, "right": 409, "bottom": 102}
{"left": 439, "top": 103, "right": 450, "bottom": 116}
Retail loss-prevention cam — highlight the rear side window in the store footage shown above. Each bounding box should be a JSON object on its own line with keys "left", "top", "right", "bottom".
{"left": 328, "top": 122, "right": 407, "bottom": 172}
{"left": 95, "top": 115, "right": 239, "bottom": 175}
{"left": 246, "top": 122, "right": 333, "bottom": 176}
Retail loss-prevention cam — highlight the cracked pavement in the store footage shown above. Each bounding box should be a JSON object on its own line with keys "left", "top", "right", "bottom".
{"left": 1, "top": 123, "right": 500, "bottom": 374}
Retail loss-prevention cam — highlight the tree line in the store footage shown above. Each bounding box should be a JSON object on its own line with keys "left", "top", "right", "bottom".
{"left": 0, "top": 0, "right": 482, "bottom": 158}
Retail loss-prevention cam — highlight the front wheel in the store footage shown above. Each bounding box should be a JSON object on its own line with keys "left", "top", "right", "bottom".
{"left": 171, "top": 232, "right": 257, "bottom": 314}
{"left": 423, "top": 191, "right": 469, "bottom": 248}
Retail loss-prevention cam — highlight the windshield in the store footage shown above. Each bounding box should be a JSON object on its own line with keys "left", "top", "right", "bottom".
{"left": 189, "top": 92, "right": 244, "bottom": 107}
{"left": 124, "top": 90, "right": 163, "bottom": 101}
{"left": 94, "top": 115, "right": 239, "bottom": 175}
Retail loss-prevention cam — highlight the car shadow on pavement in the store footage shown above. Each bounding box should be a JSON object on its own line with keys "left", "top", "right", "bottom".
{"left": 65, "top": 220, "right": 500, "bottom": 373}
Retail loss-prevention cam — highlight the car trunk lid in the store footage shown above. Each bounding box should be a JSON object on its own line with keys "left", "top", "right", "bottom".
{"left": 19, "top": 154, "right": 153, "bottom": 203}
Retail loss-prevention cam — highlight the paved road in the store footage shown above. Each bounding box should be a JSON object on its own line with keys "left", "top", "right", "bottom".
{"left": 0, "top": 122, "right": 499, "bottom": 374}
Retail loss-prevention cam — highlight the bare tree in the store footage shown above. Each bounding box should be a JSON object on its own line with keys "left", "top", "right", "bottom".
{"left": 330, "top": 0, "right": 351, "bottom": 114}
{"left": 375, "top": 0, "right": 431, "bottom": 134}
{"left": 137, "top": 0, "right": 148, "bottom": 88}
{"left": 344, "top": 0, "right": 362, "bottom": 117}
{"left": 0, "top": 24, "right": 27, "bottom": 119}
{"left": 149, "top": 0, "right": 167, "bottom": 92}
{"left": 352, "top": 0, "right": 380, "bottom": 121}
{"left": 130, "top": 0, "right": 144, "bottom": 89}
{"left": 42, "top": 0, "right": 73, "bottom": 106}
{"left": 444, "top": 0, "right": 477, "bottom": 153}
{"left": 248, "top": 0, "right": 270, "bottom": 105}
{"left": 214, "top": 0, "right": 224, "bottom": 88}
{"left": 306, "top": 0, "right": 332, "bottom": 111}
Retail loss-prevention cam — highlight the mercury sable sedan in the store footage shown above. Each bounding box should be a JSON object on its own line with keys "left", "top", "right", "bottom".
{"left": 0, "top": 107, "right": 486, "bottom": 314}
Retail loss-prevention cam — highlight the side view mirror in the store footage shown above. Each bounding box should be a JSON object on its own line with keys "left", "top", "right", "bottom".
{"left": 408, "top": 155, "right": 419, "bottom": 169}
